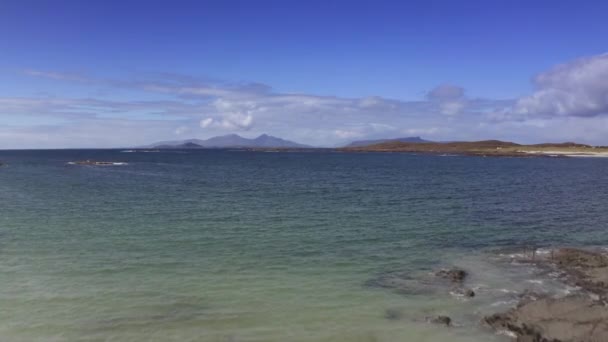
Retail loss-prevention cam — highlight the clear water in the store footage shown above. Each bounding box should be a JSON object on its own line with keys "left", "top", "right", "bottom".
{"left": 1, "top": 150, "right": 607, "bottom": 341}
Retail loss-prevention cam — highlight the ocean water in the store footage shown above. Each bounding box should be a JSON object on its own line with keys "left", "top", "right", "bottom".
{"left": 1, "top": 150, "right": 608, "bottom": 342}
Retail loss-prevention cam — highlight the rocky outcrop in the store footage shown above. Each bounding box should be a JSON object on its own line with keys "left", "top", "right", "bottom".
{"left": 485, "top": 248, "right": 608, "bottom": 341}
{"left": 551, "top": 248, "right": 608, "bottom": 299}
{"left": 485, "top": 295, "right": 608, "bottom": 342}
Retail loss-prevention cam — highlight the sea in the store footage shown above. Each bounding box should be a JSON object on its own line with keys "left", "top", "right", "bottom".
{"left": 1, "top": 149, "right": 607, "bottom": 341}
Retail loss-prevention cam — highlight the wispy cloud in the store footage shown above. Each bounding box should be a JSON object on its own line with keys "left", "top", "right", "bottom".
{"left": 23, "top": 69, "right": 89, "bottom": 82}
{"left": 5, "top": 54, "right": 608, "bottom": 149}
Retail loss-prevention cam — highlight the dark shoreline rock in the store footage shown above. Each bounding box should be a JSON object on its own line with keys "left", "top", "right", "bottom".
{"left": 485, "top": 295, "right": 608, "bottom": 342}
{"left": 551, "top": 248, "right": 608, "bottom": 300}
{"left": 484, "top": 247, "right": 608, "bottom": 341}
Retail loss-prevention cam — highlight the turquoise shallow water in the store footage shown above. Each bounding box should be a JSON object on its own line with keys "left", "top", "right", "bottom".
{"left": 1, "top": 150, "right": 608, "bottom": 341}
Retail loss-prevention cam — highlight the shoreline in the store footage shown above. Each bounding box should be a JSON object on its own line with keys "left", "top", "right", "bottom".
{"left": 368, "top": 246, "right": 608, "bottom": 341}
{"left": 482, "top": 247, "right": 608, "bottom": 341}
{"left": 340, "top": 140, "right": 608, "bottom": 158}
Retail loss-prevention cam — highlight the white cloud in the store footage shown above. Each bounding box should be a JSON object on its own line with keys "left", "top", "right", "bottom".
{"left": 11, "top": 59, "right": 608, "bottom": 148}
{"left": 334, "top": 129, "right": 364, "bottom": 139}
{"left": 511, "top": 53, "right": 608, "bottom": 118}
{"left": 427, "top": 84, "right": 467, "bottom": 116}
{"left": 200, "top": 118, "right": 214, "bottom": 128}
{"left": 174, "top": 125, "right": 190, "bottom": 135}
{"left": 439, "top": 101, "right": 465, "bottom": 116}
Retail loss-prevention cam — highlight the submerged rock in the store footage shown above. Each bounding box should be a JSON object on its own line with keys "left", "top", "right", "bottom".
{"left": 435, "top": 268, "right": 468, "bottom": 283}
{"left": 364, "top": 271, "right": 440, "bottom": 296}
{"left": 384, "top": 308, "right": 403, "bottom": 320}
{"left": 428, "top": 315, "right": 452, "bottom": 327}
{"left": 366, "top": 267, "right": 471, "bottom": 296}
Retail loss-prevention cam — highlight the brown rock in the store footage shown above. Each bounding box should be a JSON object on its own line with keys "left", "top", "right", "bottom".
{"left": 551, "top": 248, "right": 608, "bottom": 298}
{"left": 485, "top": 295, "right": 608, "bottom": 341}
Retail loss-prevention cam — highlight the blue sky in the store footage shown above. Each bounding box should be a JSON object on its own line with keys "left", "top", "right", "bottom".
{"left": 1, "top": 0, "right": 608, "bottom": 148}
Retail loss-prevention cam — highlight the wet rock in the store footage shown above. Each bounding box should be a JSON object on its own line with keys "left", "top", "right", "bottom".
{"left": 436, "top": 268, "right": 468, "bottom": 283}
{"left": 550, "top": 248, "right": 608, "bottom": 299}
{"left": 518, "top": 290, "right": 546, "bottom": 304}
{"left": 553, "top": 248, "right": 608, "bottom": 268}
{"left": 486, "top": 248, "right": 608, "bottom": 341}
{"left": 428, "top": 315, "right": 451, "bottom": 327}
{"left": 384, "top": 308, "right": 403, "bottom": 320}
{"left": 449, "top": 287, "right": 476, "bottom": 299}
{"left": 485, "top": 295, "right": 608, "bottom": 342}
{"left": 366, "top": 267, "right": 472, "bottom": 298}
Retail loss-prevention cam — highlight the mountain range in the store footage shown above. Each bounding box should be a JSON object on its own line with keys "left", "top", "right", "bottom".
{"left": 148, "top": 134, "right": 310, "bottom": 149}
{"left": 345, "top": 136, "right": 432, "bottom": 147}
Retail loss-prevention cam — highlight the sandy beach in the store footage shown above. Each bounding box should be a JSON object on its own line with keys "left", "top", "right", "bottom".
{"left": 519, "top": 150, "right": 608, "bottom": 158}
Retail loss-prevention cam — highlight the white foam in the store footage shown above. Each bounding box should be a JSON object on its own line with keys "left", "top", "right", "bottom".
{"left": 497, "top": 329, "right": 518, "bottom": 338}
{"left": 490, "top": 300, "right": 518, "bottom": 307}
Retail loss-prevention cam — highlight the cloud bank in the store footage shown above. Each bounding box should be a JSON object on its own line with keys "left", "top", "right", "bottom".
{"left": 512, "top": 53, "right": 608, "bottom": 118}
{"left": 2, "top": 53, "right": 608, "bottom": 148}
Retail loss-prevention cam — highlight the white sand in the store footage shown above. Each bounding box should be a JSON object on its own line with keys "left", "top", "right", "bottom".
{"left": 518, "top": 150, "right": 608, "bottom": 157}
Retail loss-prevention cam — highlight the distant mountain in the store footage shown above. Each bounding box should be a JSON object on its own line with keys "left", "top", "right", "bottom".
{"left": 154, "top": 142, "right": 204, "bottom": 149}
{"left": 147, "top": 134, "right": 310, "bottom": 149}
{"left": 346, "top": 136, "right": 432, "bottom": 147}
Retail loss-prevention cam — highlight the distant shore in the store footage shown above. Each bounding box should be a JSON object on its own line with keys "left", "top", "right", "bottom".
{"left": 340, "top": 140, "right": 608, "bottom": 158}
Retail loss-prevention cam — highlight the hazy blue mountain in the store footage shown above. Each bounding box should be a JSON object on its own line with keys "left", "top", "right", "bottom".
{"left": 154, "top": 142, "right": 205, "bottom": 149}
{"left": 346, "top": 136, "right": 432, "bottom": 147}
{"left": 147, "top": 134, "right": 310, "bottom": 148}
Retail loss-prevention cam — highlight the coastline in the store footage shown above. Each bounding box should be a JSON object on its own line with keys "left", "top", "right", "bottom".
{"left": 366, "top": 246, "right": 608, "bottom": 341}
{"left": 341, "top": 141, "right": 608, "bottom": 158}
{"left": 518, "top": 150, "right": 608, "bottom": 158}
{"left": 484, "top": 247, "right": 608, "bottom": 341}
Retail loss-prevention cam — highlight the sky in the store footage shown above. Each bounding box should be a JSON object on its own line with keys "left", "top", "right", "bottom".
{"left": 1, "top": 0, "right": 608, "bottom": 148}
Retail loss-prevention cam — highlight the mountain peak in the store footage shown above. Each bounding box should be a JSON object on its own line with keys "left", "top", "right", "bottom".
{"left": 148, "top": 133, "right": 310, "bottom": 149}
